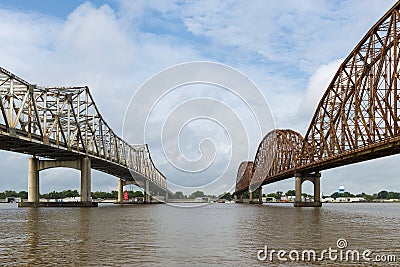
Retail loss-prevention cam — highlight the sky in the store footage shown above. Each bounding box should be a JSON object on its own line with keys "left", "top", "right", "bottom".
{"left": 0, "top": 0, "right": 399, "bottom": 196}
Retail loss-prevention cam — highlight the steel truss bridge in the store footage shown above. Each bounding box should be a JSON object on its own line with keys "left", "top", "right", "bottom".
{"left": 235, "top": 1, "right": 400, "bottom": 206}
{"left": 0, "top": 67, "right": 169, "bottom": 205}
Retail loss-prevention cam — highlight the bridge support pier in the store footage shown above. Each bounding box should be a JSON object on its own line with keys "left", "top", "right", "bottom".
{"left": 294, "top": 172, "right": 322, "bottom": 207}
{"left": 118, "top": 179, "right": 125, "bottom": 203}
{"left": 144, "top": 179, "right": 151, "bottom": 204}
{"left": 249, "top": 187, "right": 263, "bottom": 204}
{"left": 28, "top": 157, "right": 39, "bottom": 203}
{"left": 234, "top": 193, "right": 244, "bottom": 203}
{"left": 80, "top": 157, "right": 91, "bottom": 203}
{"left": 21, "top": 156, "right": 95, "bottom": 207}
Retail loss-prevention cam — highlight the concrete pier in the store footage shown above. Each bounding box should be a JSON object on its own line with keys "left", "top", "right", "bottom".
{"left": 144, "top": 179, "right": 151, "bottom": 203}
{"left": 80, "top": 157, "right": 91, "bottom": 203}
{"left": 117, "top": 179, "right": 125, "bottom": 203}
{"left": 249, "top": 187, "right": 263, "bottom": 204}
{"left": 28, "top": 157, "right": 39, "bottom": 203}
{"left": 234, "top": 193, "right": 244, "bottom": 203}
{"left": 21, "top": 156, "right": 95, "bottom": 208}
{"left": 294, "top": 172, "right": 322, "bottom": 207}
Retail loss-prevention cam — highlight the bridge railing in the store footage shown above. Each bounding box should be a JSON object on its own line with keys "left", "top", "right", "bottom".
{"left": 0, "top": 67, "right": 167, "bottom": 190}
{"left": 302, "top": 1, "right": 400, "bottom": 165}
{"left": 235, "top": 1, "right": 400, "bottom": 193}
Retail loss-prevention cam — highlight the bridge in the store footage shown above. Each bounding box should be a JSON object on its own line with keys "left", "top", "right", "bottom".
{"left": 0, "top": 67, "right": 170, "bottom": 206}
{"left": 234, "top": 1, "right": 400, "bottom": 206}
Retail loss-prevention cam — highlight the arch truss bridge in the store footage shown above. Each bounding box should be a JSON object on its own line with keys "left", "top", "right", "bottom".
{"left": 235, "top": 1, "right": 400, "bottom": 206}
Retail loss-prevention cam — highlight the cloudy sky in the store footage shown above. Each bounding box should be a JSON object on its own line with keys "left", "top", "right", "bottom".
{"left": 0, "top": 0, "right": 399, "bottom": 196}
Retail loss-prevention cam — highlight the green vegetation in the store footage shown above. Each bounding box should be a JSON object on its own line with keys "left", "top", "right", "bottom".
{"left": 263, "top": 189, "right": 400, "bottom": 202}
{"left": 267, "top": 190, "right": 311, "bottom": 199}
{"left": 2, "top": 188, "right": 399, "bottom": 201}
{"left": 218, "top": 192, "right": 232, "bottom": 201}
{"left": 190, "top": 191, "right": 205, "bottom": 198}
{"left": 173, "top": 191, "right": 186, "bottom": 199}
{"left": 0, "top": 190, "right": 28, "bottom": 199}
{"left": 0, "top": 190, "right": 144, "bottom": 199}
{"left": 91, "top": 190, "right": 143, "bottom": 199}
{"left": 171, "top": 191, "right": 217, "bottom": 199}
{"left": 329, "top": 190, "right": 400, "bottom": 201}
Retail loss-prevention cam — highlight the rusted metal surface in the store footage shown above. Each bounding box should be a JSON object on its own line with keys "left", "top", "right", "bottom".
{"left": 235, "top": 161, "right": 254, "bottom": 193}
{"left": 0, "top": 67, "right": 167, "bottom": 191}
{"left": 250, "top": 129, "right": 304, "bottom": 191}
{"left": 235, "top": 1, "right": 400, "bottom": 194}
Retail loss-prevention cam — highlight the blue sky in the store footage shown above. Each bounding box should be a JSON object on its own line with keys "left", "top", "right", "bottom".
{"left": 0, "top": 0, "right": 118, "bottom": 18}
{"left": 0, "top": 0, "right": 399, "bottom": 196}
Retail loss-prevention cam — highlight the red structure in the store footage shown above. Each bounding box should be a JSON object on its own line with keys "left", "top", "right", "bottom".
{"left": 235, "top": 1, "right": 400, "bottom": 207}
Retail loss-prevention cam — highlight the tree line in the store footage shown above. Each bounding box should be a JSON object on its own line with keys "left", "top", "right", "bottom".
{"left": 266, "top": 190, "right": 400, "bottom": 201}
{"left": 0, "top": 190, "right": 144, "bottom": 199}
{"left": 172, "top": 191, "right": 234, "bottom": 201}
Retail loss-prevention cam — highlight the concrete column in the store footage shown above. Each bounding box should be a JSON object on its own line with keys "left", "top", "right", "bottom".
{"left": 118, "top": 179, "right": 124, "bottom": 203}
{"left": 234, "top": 194, "right": 237, "bottom": 202}
{"left": 144, "top": 179, "right": 150, "bottom": 203}
{"left": 258, "top": 187, "right": 263, "bottom": 203}
{"left": 249, "top": 191, "right": 253, "bottom": 202}
{"left": 295, "top": 173, "right": 302, "bottom": 203}
{"left": 28, "top": 157, "right": 39, "bottom": 203}
{"left": 80, "top": 157, "right": 91, "bottom": 202}
{"left": 165, "top": 191, "right": 168, "bottom": 203}
{"left": 314, "top": 173, "right": 321, "bottom": 202}
{"left": 294, "top": 172, "right": 322, "bottom": 207}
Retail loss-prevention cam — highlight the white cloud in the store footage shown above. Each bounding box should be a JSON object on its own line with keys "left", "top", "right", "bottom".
{"left": 0, "top": 0, "right": 399, "bottom": 196}
{"left": 294, "top": 58, "right": 343, "bottom": 133}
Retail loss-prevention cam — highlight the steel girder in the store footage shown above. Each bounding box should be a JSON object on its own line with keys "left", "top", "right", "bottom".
{"left": 235, "top": 161, "right": 253, "bottom": 193}
{"left": 235, "top": 129, "right": 304, "bottom": 193}
{"left": 0, "top": 67, "right": 167, "bottom": 190}
{"left": 235, "top": 1, "right": 400, "bottom": 193}
{"left": 304, "top": 1, "right": 400, "bottom": 164}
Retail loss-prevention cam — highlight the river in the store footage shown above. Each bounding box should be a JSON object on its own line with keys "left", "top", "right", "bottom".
{"left": 0, "top": 202, "right": 399, "bottom": 266}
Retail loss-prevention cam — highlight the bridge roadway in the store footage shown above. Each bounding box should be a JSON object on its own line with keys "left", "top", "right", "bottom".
{"left": 257, "top": 135, "right": 400, "bottom": 185}
{"left": 235, "top": 0, "right": 400, "bottom": 206}
{"left": 0, "top": 67, "right": 171, "bottom": 206}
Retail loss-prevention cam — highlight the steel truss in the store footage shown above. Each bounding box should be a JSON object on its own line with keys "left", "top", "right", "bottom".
{"left": 0, "top": 67, "right": 167, "bottom": 190}
{"left": 236, "top": 1, "right": 400, "bottom": 194}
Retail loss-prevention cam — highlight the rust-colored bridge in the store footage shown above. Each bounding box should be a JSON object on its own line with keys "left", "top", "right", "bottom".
{"left": 235, "top": 1, "right": 400, "bottom": 206}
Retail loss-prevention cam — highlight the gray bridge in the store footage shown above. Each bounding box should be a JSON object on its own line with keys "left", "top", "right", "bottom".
{"left": 0, "top": 67, "right": 169, "bottom": 206}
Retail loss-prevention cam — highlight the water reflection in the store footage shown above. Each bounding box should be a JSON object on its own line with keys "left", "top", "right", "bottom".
{"left": 0, "top": 203, "right": 399, "bottom": 266}
{"left": 25, "top": 208, "right": 39, "bottom": 265}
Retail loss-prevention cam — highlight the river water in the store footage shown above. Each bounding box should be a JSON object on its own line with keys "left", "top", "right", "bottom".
{"left": 0, "top": 202, "right": 399, "bottom": 266}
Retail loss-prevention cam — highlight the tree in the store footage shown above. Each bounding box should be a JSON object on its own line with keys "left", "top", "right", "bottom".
{"left": 343, "top": 192, "right": 355, "bottom": 197}
{"left": 286, "top": 190, "right": 296, "bottom": 196}
{"left": 64, "top": 190, "right": 79, "bottom": 198}
{"left": 219, "top": 192, "right": 231, "bottom": 201}
{"left": 18, "top": 191, "right": 28, "bottom": 199}
{"left": 132, "top": 191, "right": 144, "bottom": 198}
{"left": 387, "top": 191, "right": 400, "bottom": 199}
{"left": 378, "top": 190, "right": 389, "bottom": 199}
{"left": 267, "top": 192, "right": 281, "bottom": 199}
{"left": 173, "top": 191, "right": 185, "bottom": 199}
{"left": 91, "top": 191, "right": 117, "bottom": 199}
{"left": 4, "top": 190, "right": 17, "bottom": 197}
{"left": 331, "top": 191, "right": 354, "bottom": 198}
{"left": 190, "top": 191, "right": 205, "bottom": 198}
